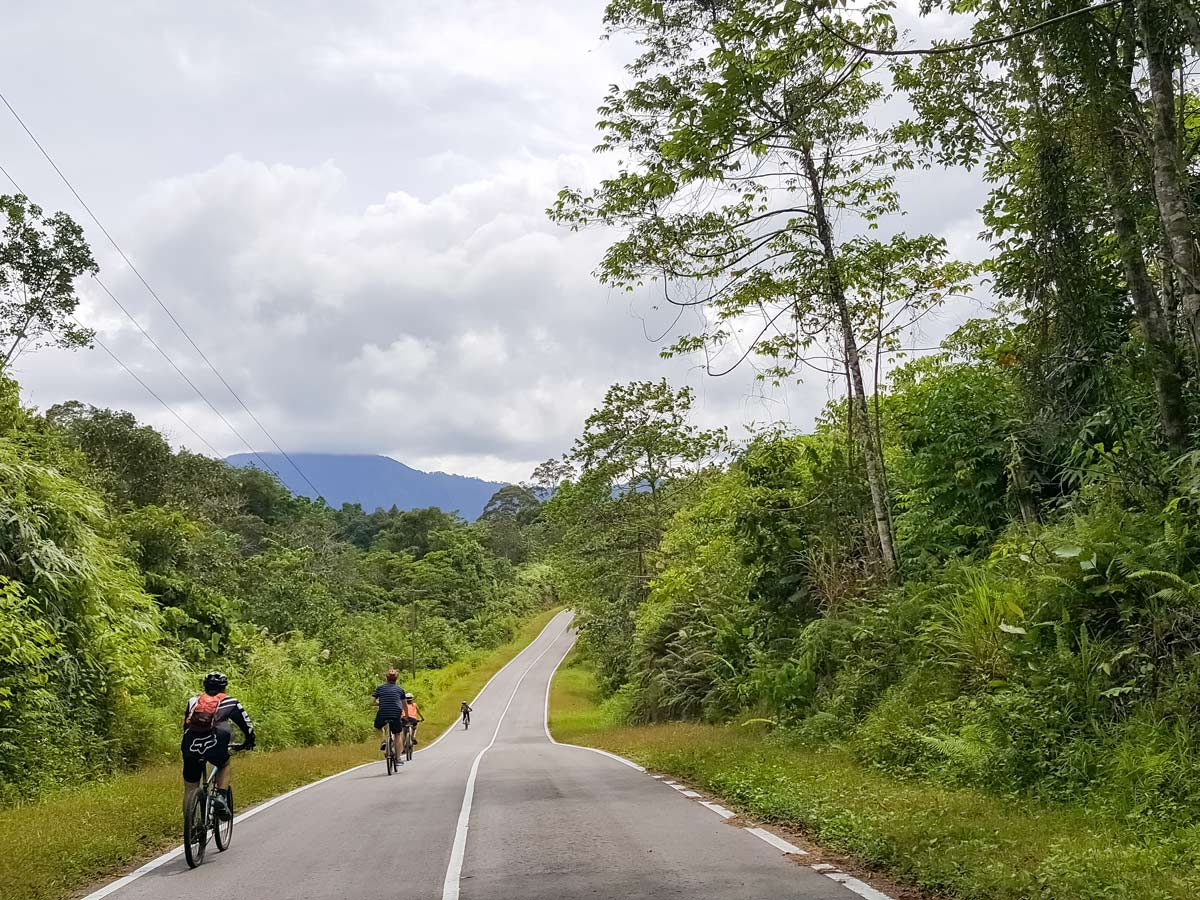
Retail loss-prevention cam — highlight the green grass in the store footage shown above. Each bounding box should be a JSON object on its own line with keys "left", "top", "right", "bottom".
{"left": 0, "top": 608, "right": 561, "bottom": 900}
{"left": 549, "top": 656, "right": 1200, "bottom": 900}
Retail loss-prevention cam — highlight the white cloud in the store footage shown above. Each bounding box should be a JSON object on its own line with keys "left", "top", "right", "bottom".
{"left": 2, "top": 0, "right": 991, "bottom": 482}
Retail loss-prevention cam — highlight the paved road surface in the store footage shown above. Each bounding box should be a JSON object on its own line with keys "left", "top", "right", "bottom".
{"left": 100, "top": 611, "right": 876, "bottom": 900}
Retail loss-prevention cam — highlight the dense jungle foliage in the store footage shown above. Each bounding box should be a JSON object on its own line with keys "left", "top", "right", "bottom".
{"left": 545, "top": 0, "right": 1200, "bottom": 834}
{"left": 0, "top": 378, "right": 552, "bottom": 802}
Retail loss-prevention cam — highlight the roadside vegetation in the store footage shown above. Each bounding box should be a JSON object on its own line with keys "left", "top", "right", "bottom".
{"left": 0, "top": 194, "right": 560, "bottom": 805}
{"left": 537, "top": 1, "right": 1200, "bottom": 896}
{"left": 1, "top": 612, "right": 559, "bottom": 900}
{"left": 550, "top": 658, "right": 1200, "bottom": 900}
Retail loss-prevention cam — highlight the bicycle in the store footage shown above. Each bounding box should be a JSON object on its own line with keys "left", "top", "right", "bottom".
{"left": 183, "top": 744, "right": 242, "bottom": 868}
{"left": 384, "top": 723, "right": 399, "bottom": 775}
{"left": 401, "top": 720, "right": 415, "bottom": 762}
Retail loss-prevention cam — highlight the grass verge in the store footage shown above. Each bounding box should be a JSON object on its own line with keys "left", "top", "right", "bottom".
{"left": 2, "top": 607, "right": 561, "bottom": 900}
{"left": 548, "top": 654, "right": 1200, "bottom": 900}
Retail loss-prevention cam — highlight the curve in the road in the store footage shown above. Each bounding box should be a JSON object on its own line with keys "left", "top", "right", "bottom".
{"left": 82, "top": 610, "right": 896, "bottom": 900}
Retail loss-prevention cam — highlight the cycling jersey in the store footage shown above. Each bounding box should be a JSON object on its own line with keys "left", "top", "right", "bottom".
{"left": 181, "top": 693, "right": 254, "bottom": 783}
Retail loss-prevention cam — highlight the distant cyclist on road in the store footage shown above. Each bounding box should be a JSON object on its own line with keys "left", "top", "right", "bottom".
{"left": 403, "top": 692, "right": 424, "bottom": 745}
{"left": 372, "top": 668, "right": 406, "bottom": 764}
{"left": 460, "top": 700, "right": 472, "bottom": 729}
{"left": 182, "top": 672, "right": 255, "bottom": 821}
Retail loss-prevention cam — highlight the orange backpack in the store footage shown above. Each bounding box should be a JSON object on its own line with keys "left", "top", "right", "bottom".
{"left": 187, "top": 692, "right": 227, "bottom": 732}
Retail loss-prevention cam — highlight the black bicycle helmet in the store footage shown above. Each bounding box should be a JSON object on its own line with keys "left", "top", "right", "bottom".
{"left": 203, "top": 671, "right": 229, "bottom": 692}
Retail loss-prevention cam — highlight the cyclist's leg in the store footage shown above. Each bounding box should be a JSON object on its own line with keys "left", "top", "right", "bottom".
{"left": 181, "top": 732, "right": 205, "bottom": 806}
{"left": 390, "top": 720, "right": 404, "bottom": 762}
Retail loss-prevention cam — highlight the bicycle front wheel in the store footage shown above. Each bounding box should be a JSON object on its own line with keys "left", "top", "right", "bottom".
{"left": 213, "top": 792, "right": 233, "bottom": 851}
{"left": 183, "top": 791, "right": 207, "bottom": 868}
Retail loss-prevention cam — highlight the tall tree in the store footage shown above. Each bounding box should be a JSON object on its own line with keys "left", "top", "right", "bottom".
{"left": 546, "top": 379, "right": 726, "bottom": 686}
{"left": 0, "top": 195, "right": 96, "bottom": 367}
{"left": 552, "top": 0, "right": 973, "bottom": 577}
{"left": 897, "top": 1, "right": 1193, "bottom": 451}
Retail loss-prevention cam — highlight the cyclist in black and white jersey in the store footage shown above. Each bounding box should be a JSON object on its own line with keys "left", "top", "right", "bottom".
{"left": 181, "top": 672, "right": 255, "bottom": 821}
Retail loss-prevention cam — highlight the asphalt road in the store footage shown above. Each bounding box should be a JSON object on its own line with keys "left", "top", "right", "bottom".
{"left": 98, "top": 611, "right": 876, "bottom": 900}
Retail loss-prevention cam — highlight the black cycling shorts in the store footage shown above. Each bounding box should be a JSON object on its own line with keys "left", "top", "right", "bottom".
{"left": 374, "top": 714, "right": 403, "bottom": 733}
{"left": 181, "top": 726, "right": 231, "bottom": 783}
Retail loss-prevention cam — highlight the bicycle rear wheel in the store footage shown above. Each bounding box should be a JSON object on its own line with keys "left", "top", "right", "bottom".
{"left": 213, "top": 789, "right": 233, "bottom": 851}
{"left": 183, "top": 790, "right": 207, "bottom": 868}
{"left": 385, "top": 737, "right": 395, "bottom": 775}
{"left": 404, "top": 728, "right": 414, "bottom": 762}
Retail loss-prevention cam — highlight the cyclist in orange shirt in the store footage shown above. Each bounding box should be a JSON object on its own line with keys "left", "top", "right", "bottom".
{"left": 403, "top": 692, "right": 425, "bottom": 745}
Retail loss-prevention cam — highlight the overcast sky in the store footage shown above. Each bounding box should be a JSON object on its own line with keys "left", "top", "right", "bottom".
{"left": 1, "top": 0, "right": 987, "bottom": 483}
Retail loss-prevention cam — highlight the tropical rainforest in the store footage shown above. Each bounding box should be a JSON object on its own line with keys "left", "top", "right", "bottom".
{"left": 7, "top": 0, "right": 1200, "bottom": 855}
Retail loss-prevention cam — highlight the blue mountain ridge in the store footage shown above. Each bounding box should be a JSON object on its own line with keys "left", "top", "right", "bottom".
{"left": 225, "top": 452, "right": 507, "bottom": 521}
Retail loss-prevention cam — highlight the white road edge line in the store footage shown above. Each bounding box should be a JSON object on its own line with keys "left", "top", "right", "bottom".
{"left": 81, "top": 611, "right": 572, "bottom": 900}
{"left": 81, "top": 761, "right": 378, "bottom": 900}
{"left": 744, "top": 826, "right": 805, "bottom": 855}
{"left": 541, "top": 630, "right": 645, "bottom": 772}
{"left": 680, "top": 789, "right": 702, "bottom": 798}
{"left": 824, "top": 872, "right": 895, "bottom": 900}
{"left": 442, "top": 619, "right": 574, "bottom": 900}
{"left": 536, "top": 621, "right": 896, "bottom": 900}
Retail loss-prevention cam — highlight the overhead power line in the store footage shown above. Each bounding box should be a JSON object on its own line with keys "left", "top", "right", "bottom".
{"left": 815, "top": 0, "right": 1121, "bottom": 58}
{"left": 92, "top": 276, "right": 286, "bottom": 477}
{"left": 0, "top": 89, "right": 325, "bottom": 499}
{"left": 0, "top": 159, "right": 280, "bottom": 471}
{"left": 80, "top": 321, "right": 226, "bottom": 457}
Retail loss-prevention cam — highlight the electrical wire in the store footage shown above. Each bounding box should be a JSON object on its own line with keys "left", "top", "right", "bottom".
{"left": 0, "top": 160, "right": 277, "bottom": 472}
{"left": 0, "top": 89, "right": 325, "bottom": 498}
{"left": 76, "top": 318, "right": 225, "bottom": 457}
{"left": 813, "top": 0, "right": 1121, "bottom": 58}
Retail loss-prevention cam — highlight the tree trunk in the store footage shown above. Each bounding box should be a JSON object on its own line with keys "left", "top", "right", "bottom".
{"left": 801, "top": 146, "right": 899, "bottom": 578}
{"left": 1138, "top": 0, "right": 1200, "bottom": 363}
{"left": 1175, "top": 0, "right": 1200, "bottom": 54}
{"left": 1111, "top": 189, "right": 1190, "bottom": 450}
{"left": 1088, "top": 30, "right": 1191, "bottom": 450}
{"left": 1008, "top": 436, "right": 1040, "bottom": 527}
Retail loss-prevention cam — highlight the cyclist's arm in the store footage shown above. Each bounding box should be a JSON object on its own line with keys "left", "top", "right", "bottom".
{"left": 229, "top": 700, "right": 256, "bottom": 750}
{"left": 182, "top": 696, "right": 196, "bottom": 730}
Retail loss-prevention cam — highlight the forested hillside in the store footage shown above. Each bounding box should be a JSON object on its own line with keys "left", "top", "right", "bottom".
{"left": 0, "top": 379, "right": 552, "bottom": 801}
{"left": 225, "top": 453, "right": 506, "bottom": 520}
{"left": 543, "top": 0, "right": 1200, "bottom": 837}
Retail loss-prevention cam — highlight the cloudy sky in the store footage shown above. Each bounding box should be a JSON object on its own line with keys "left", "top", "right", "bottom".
{"left": 1, "top": 0, "right": 987, "bottom": 484}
